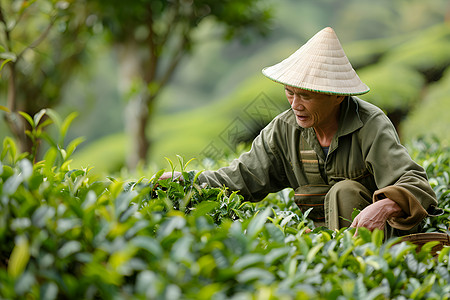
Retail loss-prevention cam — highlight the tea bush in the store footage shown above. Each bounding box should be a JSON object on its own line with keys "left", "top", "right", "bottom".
{"left": 0, "top": 110, "right": 449, "bottom": 299}
{"left": 408, "top": 137, "right": 450, "bottom": 234}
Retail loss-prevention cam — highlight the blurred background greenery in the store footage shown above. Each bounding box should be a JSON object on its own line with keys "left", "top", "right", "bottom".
{"left": 1, "top": 0, "right": 449, "bottom": 176}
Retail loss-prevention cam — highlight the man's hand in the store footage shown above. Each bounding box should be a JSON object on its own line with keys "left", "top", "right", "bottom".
{"left": 158, "top": 171, "right": 182, "bottom": 181}
{"left": 350, "top": 198, "right": 404, "bottom": 233}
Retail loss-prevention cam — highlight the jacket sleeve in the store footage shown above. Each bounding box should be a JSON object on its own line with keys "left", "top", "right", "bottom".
{"left": 359, "top": 113, "right": 438, "bottom": 231}
{"left": 197, "top": 120, "right": 290, "bottom": 202}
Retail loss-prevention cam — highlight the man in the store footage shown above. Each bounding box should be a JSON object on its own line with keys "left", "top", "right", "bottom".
{"left": 162, "top": 27, "right": 438, "bottom": 237}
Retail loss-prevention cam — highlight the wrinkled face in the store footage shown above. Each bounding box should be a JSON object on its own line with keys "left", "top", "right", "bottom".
{"left": 284, "top": 86, "right": 344, "bottom": 129}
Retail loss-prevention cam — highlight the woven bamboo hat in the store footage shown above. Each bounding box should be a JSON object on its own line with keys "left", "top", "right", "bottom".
{"left": 262, "top": 27, "right": 369, "bottom": 95}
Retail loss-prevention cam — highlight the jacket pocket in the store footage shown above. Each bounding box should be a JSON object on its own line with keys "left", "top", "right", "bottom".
{"left": 294, "top": 184, "right": 331, "bottom": 221}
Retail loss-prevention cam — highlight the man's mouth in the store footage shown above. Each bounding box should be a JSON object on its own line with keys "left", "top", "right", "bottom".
{"left": 296, "top": 115, "right": 309, "bottom": 121}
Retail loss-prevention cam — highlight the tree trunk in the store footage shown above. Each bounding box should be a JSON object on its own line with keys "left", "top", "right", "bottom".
{"left": 3, "top": 112, "right": 32, "bottom": 153}
{"left": 125, "top": 94, "right": 150, "bottom": 169}
{"left": 3, "top": 62, "right": 33, "bottom": 155}
{"left": 116, "top": 43, "right": 153, "bottom": 170}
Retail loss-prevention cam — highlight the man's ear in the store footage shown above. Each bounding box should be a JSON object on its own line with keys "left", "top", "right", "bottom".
{"left": 336, "top": 95, "right": 346, "bottom": 104}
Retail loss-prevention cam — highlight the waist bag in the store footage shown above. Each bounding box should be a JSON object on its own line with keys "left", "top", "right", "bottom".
{"left": 294, "top": 136, "right": 332, "bottom": 222}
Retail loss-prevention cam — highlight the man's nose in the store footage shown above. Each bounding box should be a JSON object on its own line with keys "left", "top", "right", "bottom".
{"left": 291, "top": 95, "right": 305, "bottom": 110}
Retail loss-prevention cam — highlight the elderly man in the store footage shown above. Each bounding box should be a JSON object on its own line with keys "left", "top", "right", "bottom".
{"left": 163, "top": 27, "right": 438, "bottom": 237}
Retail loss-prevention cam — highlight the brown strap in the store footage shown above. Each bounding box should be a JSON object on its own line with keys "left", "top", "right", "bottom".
{"left": 300, "top": 136, "right": 326, "bottom": 185}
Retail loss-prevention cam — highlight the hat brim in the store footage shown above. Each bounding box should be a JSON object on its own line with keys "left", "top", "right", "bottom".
{"left": 262, "top": 68, "right": 370, "bottom": 96}
{"left": 261, "top": 27, "right": 370, "bottom": 96}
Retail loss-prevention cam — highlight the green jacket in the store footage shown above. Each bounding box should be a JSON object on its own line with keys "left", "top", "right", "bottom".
{"left": 198, "top": 96, "right": 438, "bottom": 230}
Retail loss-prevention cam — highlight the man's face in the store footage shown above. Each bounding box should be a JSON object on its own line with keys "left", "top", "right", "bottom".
{"left": 284, "top": 85, "right": 344, "bottom": 129}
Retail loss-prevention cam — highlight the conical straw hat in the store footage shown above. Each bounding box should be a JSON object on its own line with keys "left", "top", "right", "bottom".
{"left": 262, "top": 27, "right": 369, "bottom": 95}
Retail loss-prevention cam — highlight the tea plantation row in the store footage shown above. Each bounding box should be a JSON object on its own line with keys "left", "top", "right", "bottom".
{"left": 0, "top": 111, "right": 449, "bottom": 299}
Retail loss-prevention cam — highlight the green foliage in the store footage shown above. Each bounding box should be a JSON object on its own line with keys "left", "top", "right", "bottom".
{"left": 0, "top": 0, "right": 94, "bottom": 157}
{"left": 408, "top": 138, "right": 450, "bottom": 234}
{"left": 402, "top": 66, "right": 450, "bottom": 146}
{"left": 91, "top": 0, "right": 272, "bottom": 43}
{"left": 357, "top": 24, "right": 450, "bottom": 115}
{"left": 1, "top": 111, "right": 449, "bottom": 299}
{"left": 0, "top": 0, "right": 91, "bottom": 109}
{"left": 382, "top": 24, "right": 450, "bottom": 73}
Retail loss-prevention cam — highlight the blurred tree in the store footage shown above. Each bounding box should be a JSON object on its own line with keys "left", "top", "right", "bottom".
{"left": 0, "top": 0, "right": 93, "bottom": 155}
{"left": 88, "top": 0, "right": 272, "bottom": 169}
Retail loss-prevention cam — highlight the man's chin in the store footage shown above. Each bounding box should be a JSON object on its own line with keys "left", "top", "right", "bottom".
{"left": 296, "top": 121, "right": 312, "bottom": 128}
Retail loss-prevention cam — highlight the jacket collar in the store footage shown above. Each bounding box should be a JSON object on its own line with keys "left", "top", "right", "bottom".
{"left": 336, "top": 96, "right": 364, "bottom": 138}
{"left": 299, "top": 96, "right": 364, "bottom": 160}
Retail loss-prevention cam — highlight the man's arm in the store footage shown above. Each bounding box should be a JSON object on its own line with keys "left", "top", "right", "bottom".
{"left": 359, "top": 112, "right": 437, "bottom": 231}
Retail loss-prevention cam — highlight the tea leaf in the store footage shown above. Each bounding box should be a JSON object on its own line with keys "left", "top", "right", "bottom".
{"left": 19, "top": 111, "right": 34, "bottom": 128}
{"left": 3, "top": 170, "right": 24, "bottom": 195}
{"left": 0, "top": 58, "right": 13, "bottom": 73}
{"left": 58, "top": 241, "right": 82, "bottom": 258}
{"left": 193, "top": 170, "right": 204, "bottom": 184}
{"left": 165, "top": 157, "right": 175, "bottom": 173}
{"left": 152, "top": 169, "right": 166, "bottom": 184}
{"left": 246, "top": 207, "right": 272, "bottom": 238}
{"left": 236, "top": 267, "right": 275, "bottom": 284}
{"left": 233, "top": 253, "right": 265, "bottom": 271}
{"left": 14, "top": 271, "right": 36, "bottom": 296}
{"left": 171, "top": 235, "right": 194, "bottom": 262}
{"left": 65, "top": 136, "right": 86, "bottom": 158}
{"left": 366, "top": 285, "right": 389, "bottom": 300}
{"left": 115, "top": 190, "right": 138, "bottom": 219}
{"left": 36, "top": 118, "right": 53, "bottom": 131}
{"left": 2, "top": 137, "right": 17, "bottom": 163}
{"left": 183, "top": 158, "right": 196, "bottom": 171}
{"left": 157, "top": 216, "right": 186, "bottom": 239}
{"left": 354, "top": 276, "right": 368, "bottom": 299}
{"left": 44, "top": 108, "right": 62, "bottom": 130}
{"left": 437, "top": 245, "right": 450, "bottom": 263}
{"left": 264, "top": 247, "right": 290, "bottom": 266}
{"left": 40, "top": 282, "right": 58, "bottom": 300}
{"left": 60, "top": 111, "right": 79, "bottom": 142}
{"left": 131, "top": 236, "right": 163, "bottom": 258}
{"left": 31, "top": 205, "right": 55, "bottom": 228}
{"left": 371, "top": 229, "right": 384, "bottom": 247}
{"left": 306, "top": 243, "right": 324, "bottom": 263}
{"left": 33, "top": 109, "right": 47, "bottom": 127}
{"left": 419, "top": 241, "right": 440, "bottom": 256}
{"left": 192, "top": 201, "right": 219, "bottom": 217}
{"left": 8, "top": 235, "right": 30, "bottom": 278}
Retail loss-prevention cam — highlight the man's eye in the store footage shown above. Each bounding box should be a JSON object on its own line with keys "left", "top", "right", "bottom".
{"left": 285, "top": 90, "right": 294, "bottom": 95}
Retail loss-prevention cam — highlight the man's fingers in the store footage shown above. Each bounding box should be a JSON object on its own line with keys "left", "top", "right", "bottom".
{"left": 350, "top": 215, "right": 358, "bottom": 229}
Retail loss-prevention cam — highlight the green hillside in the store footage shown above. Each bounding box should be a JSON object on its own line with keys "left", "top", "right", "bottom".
{"left": 67, "top": 2, "right": 450, "bottom": 175}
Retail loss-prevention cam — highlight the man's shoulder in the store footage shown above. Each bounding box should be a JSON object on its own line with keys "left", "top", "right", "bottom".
{"left": 352, "top": 96, "right": 384, "bottom": 114}
{"left": 352, "top": 96, "right": 387, "bottom": 122}
{"left": 351, "top": 97, "right": 398, "bottom": 140}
